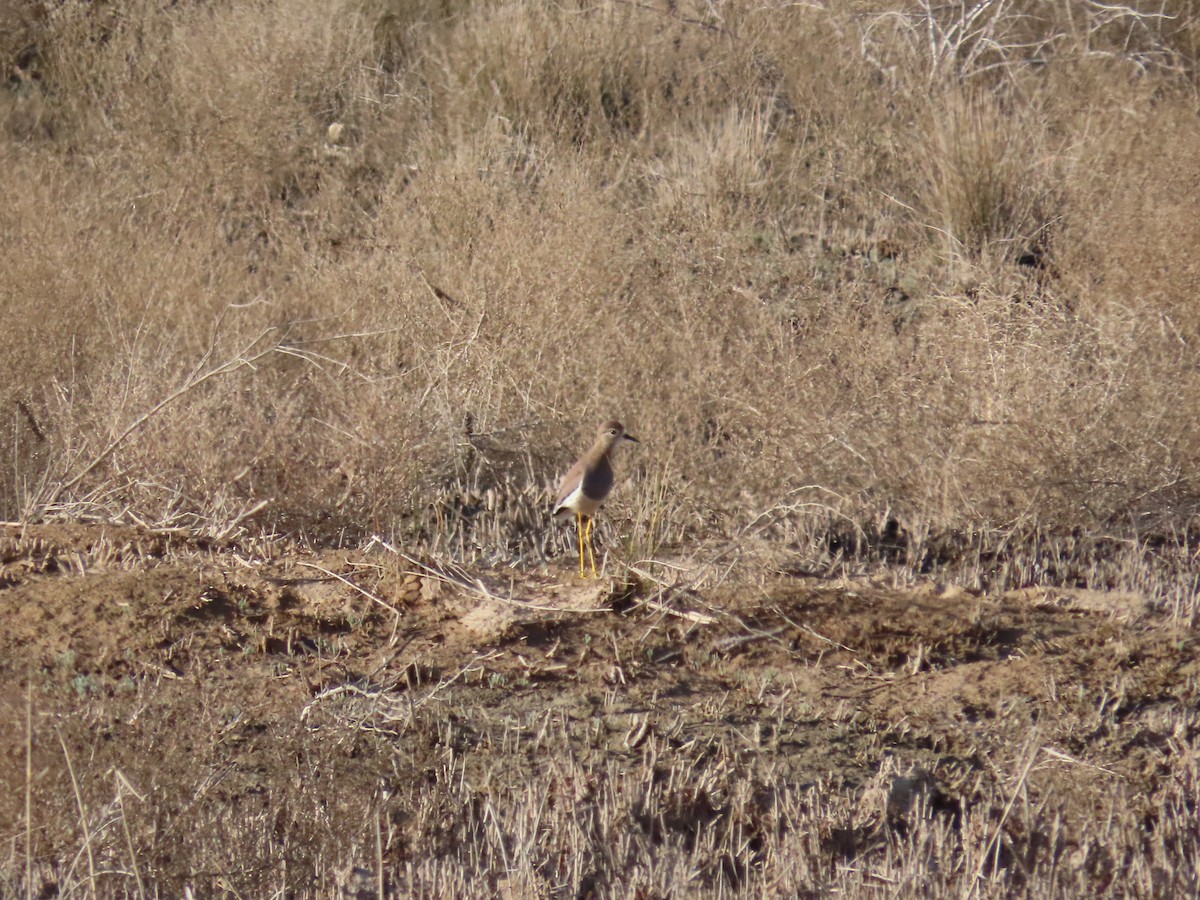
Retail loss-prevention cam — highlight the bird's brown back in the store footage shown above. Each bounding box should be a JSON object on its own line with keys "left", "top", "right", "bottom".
{"left": 553, "top": 422, "right": 627, "bottom": 513}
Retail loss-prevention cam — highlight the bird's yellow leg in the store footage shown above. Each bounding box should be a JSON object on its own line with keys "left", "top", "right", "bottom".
{"left": 585, "top": 517, "right": 598, "bottom": 578}
{"left": 576, "top": 513, "right": 586, "bottom": 579}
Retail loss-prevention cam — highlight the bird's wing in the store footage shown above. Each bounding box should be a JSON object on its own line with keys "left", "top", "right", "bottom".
{"left": 553, "top": 457, "right": 587, "bottom": 513}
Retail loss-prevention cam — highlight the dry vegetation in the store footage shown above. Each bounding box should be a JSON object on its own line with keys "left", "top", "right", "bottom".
{"left": 3, "top": 0, "right": 1200, "bottom": 896}
{"left": 2, "top": 524, "right": 1199, "bottom": 898}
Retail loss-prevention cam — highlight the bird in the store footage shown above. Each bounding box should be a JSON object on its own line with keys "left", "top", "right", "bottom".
{"left": 553, "top": 420, "right": 639, "bottom": 578}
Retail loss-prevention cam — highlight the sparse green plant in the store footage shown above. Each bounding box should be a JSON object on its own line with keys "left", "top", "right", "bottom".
{"left": 70, "top": 674, "right": 98, "bottom": 697}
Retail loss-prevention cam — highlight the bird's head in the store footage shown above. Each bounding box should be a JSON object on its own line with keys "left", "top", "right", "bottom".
{"left": 598, "top": 420, "right": 638, "bottom": 453}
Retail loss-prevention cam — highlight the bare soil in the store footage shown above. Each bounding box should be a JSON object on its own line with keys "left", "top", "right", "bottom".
{"left": 2, "top": 523, "right": 1197, "bottom": 897}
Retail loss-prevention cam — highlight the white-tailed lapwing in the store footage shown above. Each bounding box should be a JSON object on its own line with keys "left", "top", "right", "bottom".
{"left": 553, "top": 420, "right": 638, "bottom": 578}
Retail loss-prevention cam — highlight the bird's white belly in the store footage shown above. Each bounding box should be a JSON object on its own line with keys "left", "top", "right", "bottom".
{"left": 554, "top": 482, "right": 602, "bottom": 519}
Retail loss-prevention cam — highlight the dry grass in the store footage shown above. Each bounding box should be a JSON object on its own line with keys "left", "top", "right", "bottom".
{"left": 2, "top": 0, "right": 1197, "bottom": 586}
{"left": 3, "top": 3, "right": 1200, "bottom": 886}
